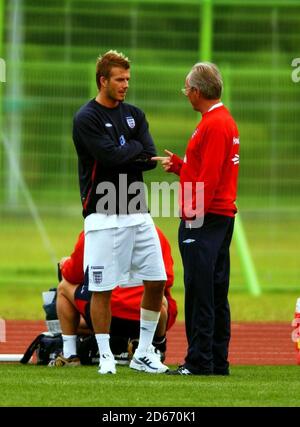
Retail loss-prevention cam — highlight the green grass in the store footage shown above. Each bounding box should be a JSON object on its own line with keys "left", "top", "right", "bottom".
{"left": 1, "top": 364, "right": 300, "bottom": 407}
{"left": 1, "top": 213, "right": 298, "bottom": 410}
{"left": 0, "top": 214, "right": 300, "bottom": 321}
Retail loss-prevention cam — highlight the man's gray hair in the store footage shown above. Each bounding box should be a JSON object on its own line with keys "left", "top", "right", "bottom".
{"left": 187, "top": 62, "right": 223, "bottom": 100}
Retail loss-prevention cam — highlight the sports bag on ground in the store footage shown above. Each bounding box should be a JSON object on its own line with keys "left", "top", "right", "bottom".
{"left": 20, "top": 333, "right": 101, "bottom": 365}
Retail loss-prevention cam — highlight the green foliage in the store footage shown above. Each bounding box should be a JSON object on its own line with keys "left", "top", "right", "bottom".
{"left": 1, "top": 0, "right": 300, "bottom": 206}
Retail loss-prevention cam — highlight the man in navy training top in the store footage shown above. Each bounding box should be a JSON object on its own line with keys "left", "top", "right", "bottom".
{"left": 72, "top": 50, "right": 168, "bottom": 375}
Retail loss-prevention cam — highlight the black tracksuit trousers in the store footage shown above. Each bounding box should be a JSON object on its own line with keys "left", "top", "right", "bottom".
{"left": 178, "top": 213, "right": 235, "bottom": 375}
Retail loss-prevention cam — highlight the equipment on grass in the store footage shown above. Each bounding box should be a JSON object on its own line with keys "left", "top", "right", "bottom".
{"left": 48, "top": 354, "right": 81, "bottom": 367}
{"left": 19, "top": 286, "right": 167, "bottom": 365}
{"left": 20, "top": 333, "right": 62, "bottom": 365}
{"left": 20, "top": 333, "right": 100, "bottom": 365}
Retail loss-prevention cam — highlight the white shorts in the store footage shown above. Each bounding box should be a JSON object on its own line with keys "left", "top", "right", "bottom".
{"left": 84, "top": 221, "right": 167, "bottom": 292}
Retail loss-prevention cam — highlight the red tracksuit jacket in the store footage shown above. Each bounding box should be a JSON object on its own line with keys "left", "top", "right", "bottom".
{"left": 169, "top": 105, "right": 239, "bottom": 219}
{"left": 61, "top": 226, "right": 177, "bottom": 330}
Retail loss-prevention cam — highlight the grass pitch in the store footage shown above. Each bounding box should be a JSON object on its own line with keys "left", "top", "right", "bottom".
{"left": 1, "top": 364, "right": 300, "bottom": 407}
{"left": 1, "top": 213, "right": 300, "bottom": 408}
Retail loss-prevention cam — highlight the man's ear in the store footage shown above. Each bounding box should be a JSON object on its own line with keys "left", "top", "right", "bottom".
{"left": 196, "top": 89, "right": 203, "bottom": 100}
{"left": 100, "top": 76, "right": 108, "bottom": 88}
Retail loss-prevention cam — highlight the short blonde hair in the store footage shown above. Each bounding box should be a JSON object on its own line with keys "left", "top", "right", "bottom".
{"left": 187, "top": 62, "right": 223, "bottom": 99}
{"left": 96, "top": 50, "right": 130, "bottom": 90}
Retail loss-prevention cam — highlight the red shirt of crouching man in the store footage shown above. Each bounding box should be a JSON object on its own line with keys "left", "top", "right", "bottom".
{"left": 61, "top": 226, "right": 177, "bottom": 335}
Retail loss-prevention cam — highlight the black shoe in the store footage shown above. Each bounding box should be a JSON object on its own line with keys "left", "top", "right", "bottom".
{"left": 166, "top": 366, "right": 193, "bottom": 375}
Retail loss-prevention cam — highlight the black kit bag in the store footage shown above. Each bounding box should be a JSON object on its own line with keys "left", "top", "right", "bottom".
{"left": 20, "top": 333, "right": 99, "bottom": 365}
{"left": 20, "top": 333, "right": 63, "bottom": 365}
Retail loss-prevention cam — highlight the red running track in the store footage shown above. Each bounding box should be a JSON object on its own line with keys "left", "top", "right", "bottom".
{"left": 0, "top": 320, "right": 297, "bottom": 366}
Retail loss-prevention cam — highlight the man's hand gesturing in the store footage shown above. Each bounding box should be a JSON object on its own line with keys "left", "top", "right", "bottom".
{"left": 151, "top": 149, "right": 174, "bottom": 172}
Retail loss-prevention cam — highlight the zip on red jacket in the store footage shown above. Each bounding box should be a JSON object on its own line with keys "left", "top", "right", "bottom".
{"left": 169, "top": 104, "right": 239, "bottom": 219}
{"left": 61, "top": 227, "right": 177, "bottom": 330}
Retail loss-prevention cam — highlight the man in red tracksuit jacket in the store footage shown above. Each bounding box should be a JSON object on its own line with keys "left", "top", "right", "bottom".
{"left": 153, "top": 62, "right": 239, "bottom": 376}
{"left": 53, "top": 226, "right": 177, "bottom": 366}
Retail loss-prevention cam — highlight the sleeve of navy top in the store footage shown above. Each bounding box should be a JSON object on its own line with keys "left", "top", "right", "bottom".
{"left": 73, "top": 114, "right": 144, "bottom": 166}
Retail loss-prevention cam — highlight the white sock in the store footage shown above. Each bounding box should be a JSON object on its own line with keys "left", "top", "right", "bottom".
{"left": 62, "top": 334, "right": 77, "bottom": 358}
{"left": 137, "top": 308, "right": 160, "bottom": 354}
{"left": 95, "top": 333, "right": 113, "bottom": 358}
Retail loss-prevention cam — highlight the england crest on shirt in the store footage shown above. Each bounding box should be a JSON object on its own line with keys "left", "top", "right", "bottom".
{"left": 126, "top": 116, "right": 135, "bottom": 128}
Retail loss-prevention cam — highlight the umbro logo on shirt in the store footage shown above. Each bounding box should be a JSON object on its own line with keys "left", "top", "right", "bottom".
{"left": 232, "top": 154, "right": 239, "bottom": 165}
{"left": 182, "top": 239, "right": 196, "bottom": 244}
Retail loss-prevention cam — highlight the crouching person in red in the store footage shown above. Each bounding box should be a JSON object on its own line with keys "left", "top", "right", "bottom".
{"left": 50, "top": 226, "right": 177, "bottom": 368}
